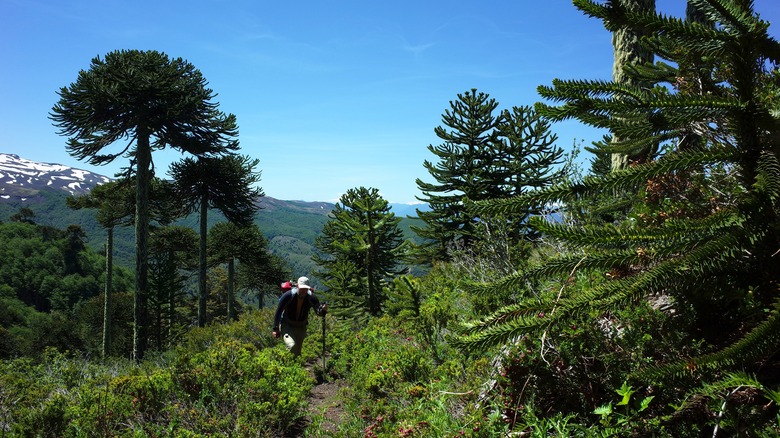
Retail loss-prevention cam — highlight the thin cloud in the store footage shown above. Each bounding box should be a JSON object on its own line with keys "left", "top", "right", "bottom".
{"left": 402, "top": 41, "right": 435, "bottom": 55}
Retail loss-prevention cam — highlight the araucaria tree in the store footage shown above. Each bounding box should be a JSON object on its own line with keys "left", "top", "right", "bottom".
{"left": 169, "top": 154, "right": 263, "bottom": 327}
{"left": 456, "top": 0, "right": 780, "bottom": 433}
{"left": 314, "top": 187, "right": 406, "bottom": 320}
{"left": 413, "top": 89, "right": 565, "bottom": 263}
{"left": 51, "top": 49, "right": 239, "bottom": 360}
{"left": 208, "top": 222, "right": 271, "bottom": 321}
{"left": 414, "top": 89, "right": 501, "bottom": 262}
{"left": 66, "top": 179, "right": 134, "bottom": 358}
{"left": 148, "top": 225, "right": 198, "bottom": 349}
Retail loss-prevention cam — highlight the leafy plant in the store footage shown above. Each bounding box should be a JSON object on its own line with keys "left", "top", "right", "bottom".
{"left": 594, "top": 381, "right": 654, "bottom": 429}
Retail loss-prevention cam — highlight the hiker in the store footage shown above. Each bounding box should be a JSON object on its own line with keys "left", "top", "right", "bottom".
{"left": 272, "top": 276, "right": 327, "bottom": 357}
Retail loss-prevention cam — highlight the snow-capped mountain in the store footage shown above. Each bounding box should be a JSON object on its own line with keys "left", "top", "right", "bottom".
{"left": 0, "top": 153, "right": 111, "bottom": 199}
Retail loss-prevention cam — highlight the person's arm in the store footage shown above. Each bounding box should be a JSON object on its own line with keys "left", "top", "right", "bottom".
{"left": 312, "top": 294, "right": 327, "bottom": 316}
{"left": 272, "top": 292, "right": 291, "bottom": 336}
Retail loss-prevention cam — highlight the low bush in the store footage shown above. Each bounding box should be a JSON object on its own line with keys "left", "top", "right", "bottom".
{"left": 327, "top": 316, "right": 508, "bottom": 437}
{"left": 0, "top": 317, "right": 312, "bottom": 437}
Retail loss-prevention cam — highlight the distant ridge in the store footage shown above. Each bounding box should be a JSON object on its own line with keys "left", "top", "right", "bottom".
{"left": 0, "top": 152, "right": 425, "bottom": 215}
{"left": 0, "top": 152, "right": 427, "bottom": 276}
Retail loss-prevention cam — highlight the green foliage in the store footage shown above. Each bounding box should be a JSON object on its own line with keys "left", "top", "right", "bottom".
{"left": 387, "top": 272, "right": 461, "bottom": 362}
{"left": 74, "top": 291, "right": 135, "bottom": 358}
{"left": 170, "top": 154, "right": 264, "bottom": 328}
{"left": 342, "top": 325, "right": 432, "bottom": 399}
{"left": 179, "top": 308, "right": 278, "bottom": 354}
{"left": 414, "top": 89, "right": 567, "bottom": 263}
{"left": 1, "top": 189, "right": 138, "bottom": 267}
{"left": 593, "top": 382, "right": 655, "bottom": 431}
{"left": 170, "top": 154, "right": 263, "bottom": 227}
{"left": 51, "top": 49, "right": 239, "bottom": 167}
{"left": 0, "top": 221, "right": 134, "bottom": 359}
{"left": 456, "top": 0, "right": 780, "bottom": 435}
{"left": 208, "top": 222, "right": 273, "bottom": 320}
{"left": 147, "top": 225, "right": 199, "bottom": 350}
{"left": 509, "top": 405, "right": 592, "bottom": 437}
{"left": 3, "top": 189, "right": 424, "bottom": 290}
{"left": 7, "top": 2, "right": 780, "bottom": 436}
{"left": 413, "top": 88, "right": 501, "bottom": 261}
{"left": 668, "top": 372, "right": 780, "bottom": 436}
{"left": 327, "top": 316, "right": 508, "bottom": 438}
{"left": 1, "top": 315, "right": 311, "bottom": 437}
{"left": 315, "top": 187, "right": 407, "bottom": 318}
{"left": 170, "top": 340, "right": 311, "bottom": 434}
{"left": 66, "top": 178, "right": 135, "bottom": 229}
{"left": 52, "top": 48, "right": 242, "bottom": 360}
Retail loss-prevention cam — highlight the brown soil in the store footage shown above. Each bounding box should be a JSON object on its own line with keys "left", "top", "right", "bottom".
{"left": 286, "top": 357, "right": 347, "bottom": 437}
{"left": 307, "top": 376, "right": 346, "bottom": 433}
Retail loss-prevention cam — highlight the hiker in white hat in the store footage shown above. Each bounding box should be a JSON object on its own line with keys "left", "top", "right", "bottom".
{"left": 272, "top": 276, "right": 327, "bottom": 357}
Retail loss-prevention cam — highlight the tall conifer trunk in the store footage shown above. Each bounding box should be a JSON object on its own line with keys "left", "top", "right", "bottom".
{"left": 610, "top": 0, "right": 655, "bottom": 171}
{"left": 134, "top": 128, "right": 151, "bottom": 361}
{"left": 198, "top": 191, "right": 209, "bottom": 327}
{"left": 227, "top": 258, "right": 235, "bottom": 320}
{"left": 102, "top": 226, "right": 113, "bottom": 358}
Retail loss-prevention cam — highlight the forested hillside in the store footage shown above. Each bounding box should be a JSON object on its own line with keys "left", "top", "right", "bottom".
{"left": 0, "top": 188, "right": 424, "bottom": 278}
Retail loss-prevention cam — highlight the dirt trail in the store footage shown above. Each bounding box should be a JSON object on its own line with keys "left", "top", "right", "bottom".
{"left": 288, "top": 358, "right": 347, "bottom": 437}
{"left": 306, "top": 376, "right": 346, "bottom": 433}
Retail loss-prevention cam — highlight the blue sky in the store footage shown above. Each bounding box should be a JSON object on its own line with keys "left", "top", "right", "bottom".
{"left": 2, "top": 1, "right": 779, "bottom": 204}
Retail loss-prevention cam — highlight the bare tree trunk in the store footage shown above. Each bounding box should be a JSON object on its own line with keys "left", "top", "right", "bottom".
{"left": 168, "top": 251, "right": 176, "bottom": 348}
{"left": 227, "top": 258, "right": 235, "bottom": 320}
{"left": 198, "top": 192, "right": 209, "bottom": 327}
{"left": 102, "top": 226, "right": 113, "bottom": 358}
{"left": 611, "top": 0, "right": 655, "bottom": 171}
{"left": 133, "top": 129, "right": 151, "bottom": 362}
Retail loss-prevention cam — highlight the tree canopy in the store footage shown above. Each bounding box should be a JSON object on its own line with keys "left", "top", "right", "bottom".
{"left": 51, "top": 49, "right": 240, "bottom": 360}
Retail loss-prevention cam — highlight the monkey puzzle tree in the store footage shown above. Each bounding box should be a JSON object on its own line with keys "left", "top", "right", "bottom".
{"left": 414, "top": 90, "right": 566, "bottom": 264}
{"left": 209, "top": 222, "right": 271, "bottom": 321}
{"left": 609, "top": 0, "right": 656, "bottom": 171}
{"left": 148, "top": 225, "right": 197, "bottom": 349}
{"left": 413, "top": 89, "right": 501, "bottom": 262}
{"left": 490, "top": 105, "right": 567, "bottom": 241}
{"left": 237, "top": 251, "right": 290, "bottom": 309}
{"left": 169, "top": 154, "right": 263, "bottom": 326}
{"left": 457, "top": 0, "right": 780, "bottom": 433}
{"left": 314, "top": 187, "right": 406, "bottom": 320}
{"left": 66, "top": 179, "right": 134, "bottom": 358}
{"left": 51, "top": 49, "right": 239, "bottom": 360}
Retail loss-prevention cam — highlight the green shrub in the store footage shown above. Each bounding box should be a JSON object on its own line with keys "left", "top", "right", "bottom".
{"left": 327, "top": 316, "right": 508, "bottom": 437}
{"left": 0, "top": 321, "right": 313, "bottom": 437}
{"left": 178, "top": 308, "right": 276, "bottom": 355}
{"left": 177, "top": 339, "right": 313, "bottom": 432}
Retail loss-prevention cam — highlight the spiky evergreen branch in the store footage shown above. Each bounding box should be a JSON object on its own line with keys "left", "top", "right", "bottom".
{"left": 467, "top": 147, "right": 733, "bottom": 215}
{"left": 636, "top": 300, "right": 780, "bottom": 382}
{"left": 454, "top": 228, "right": 745, "bottom": 353}
{"left": 754, "top": 151, "right": 780, "bottom": 203}
{"left": 460, "top": 218, "right": 757, "bottom": 368}
{"left": 672, "top": 371, "right": 777, "bottom": 414}
{"left": 455, "top": 2, "right": 780, "bottom": 429}
{"left": 528, "top": 209, "right": 741, "bottom": 249}
{"left": 456, "top": 299, "right": 558, "bottom": 337}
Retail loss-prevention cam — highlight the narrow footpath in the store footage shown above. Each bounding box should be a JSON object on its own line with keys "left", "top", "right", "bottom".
{"left": 287, "top": 357, "right": 347, "bottom": 437}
